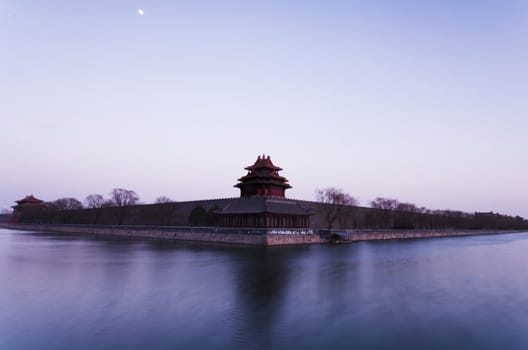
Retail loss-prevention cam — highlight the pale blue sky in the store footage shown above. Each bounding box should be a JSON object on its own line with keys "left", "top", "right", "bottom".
{"left": 1, "top": 0, "right": 527, "bottom": 217}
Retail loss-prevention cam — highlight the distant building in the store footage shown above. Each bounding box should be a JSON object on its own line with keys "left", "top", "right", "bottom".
{"left": 12, "top": 195, "right": 44, "bottom": 214}
{"left": 220, "top": 155, "right": 312, "bottom": 228}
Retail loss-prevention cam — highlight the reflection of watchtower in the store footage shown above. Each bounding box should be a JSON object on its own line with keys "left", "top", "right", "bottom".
{"left": 235, "top": 155, "right": 292, "bottom": 198}
{"left": 12, "top": 195, "right": 44, "bottom": 214}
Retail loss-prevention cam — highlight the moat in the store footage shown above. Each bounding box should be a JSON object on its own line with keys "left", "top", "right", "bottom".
{"left": 2, "top": 228, "right": 528, "bottom": 349}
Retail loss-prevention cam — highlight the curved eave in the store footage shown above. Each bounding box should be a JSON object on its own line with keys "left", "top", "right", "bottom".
{"left": 244, "top": 164, "right": 283, "bottom": 171}
{"left": 234, "top": 183, "right": 292, "bottom": 189}
{"left": 237, "top": 174, "right": 289, "bottom": 183}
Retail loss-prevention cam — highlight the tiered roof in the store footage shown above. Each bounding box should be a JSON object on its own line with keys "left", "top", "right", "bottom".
{"left": 15, "top": 195, "right": 43, "bottom": 204}
{"left": 244, "top": 156, "right": 283, "bottom": 172}
{"left": 12, "top": 194, "right": 44, "bottom": 212}
{"left": 221, "top": 196, "right": 311, "bottom": 216}
{"left": 234, "top": 155, "right": 292, "bottom": 197}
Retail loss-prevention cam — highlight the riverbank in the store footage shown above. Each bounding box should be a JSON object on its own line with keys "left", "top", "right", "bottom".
{"left": 0, "top": 223, "right": 322, "bottom": 246}
{"left": 1, "top": 223, "right": 525, "bottom": 246}
{"left": 323, "top": 228, "right": 525, "bottom": 243}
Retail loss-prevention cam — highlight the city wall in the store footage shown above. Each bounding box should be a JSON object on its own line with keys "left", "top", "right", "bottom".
{"left": 1, "top": 223, "right": 524, "bottom": 246}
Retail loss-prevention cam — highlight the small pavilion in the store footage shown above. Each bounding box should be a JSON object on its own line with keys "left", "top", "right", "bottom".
{"left": 220, "top": 155, "right": 312, "bottom": 228}
{"left": 12, "top": 195, "right": 44, "bottom": 214}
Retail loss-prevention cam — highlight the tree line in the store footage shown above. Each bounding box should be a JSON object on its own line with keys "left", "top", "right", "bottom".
{"left": 15, "top": 188, "right": 221, "bottom": 226}
{"left": 315, "top": 187, "right": 528, "bottom": 230}
{"left": 14, "top": 187, "right": 528, "bottom": 230}
{"left": 17, "top": 188, "right": 142, "bottom": 225}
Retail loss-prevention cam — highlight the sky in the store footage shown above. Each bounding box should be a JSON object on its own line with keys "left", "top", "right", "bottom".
{"left": 1, "top": 0, "right": 527, "bottom": 217}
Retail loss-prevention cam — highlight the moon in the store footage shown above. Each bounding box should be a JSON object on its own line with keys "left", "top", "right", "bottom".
{"left": 138, "top": 9, "right": 144, "bottom": 16}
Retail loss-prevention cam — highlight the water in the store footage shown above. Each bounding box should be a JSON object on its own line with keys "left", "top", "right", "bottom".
{"left": 1, "top": 228, "right": 528, "bottom": 350}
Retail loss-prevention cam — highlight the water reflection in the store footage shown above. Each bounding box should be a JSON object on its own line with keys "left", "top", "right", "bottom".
{"left": 2, "top": 229, "right": 528, "bottom": 350}
{"left": 230, "top": 247, "right": 295, "bottom": 349}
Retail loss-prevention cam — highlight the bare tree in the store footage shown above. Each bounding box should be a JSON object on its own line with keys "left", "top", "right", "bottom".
{"left": 394, "top": 202, "right": 418, "bottom": 229}
{"left": 370, "top": 197, "right": 399, "bottom": 211}
{"left": 109, "top": 188, "right": 139, "bottom": 207}
{"left": 102, "top": 200, "right": 115, "bottom": 208}
{"left": 370, "top": 197, "right": 399, "bottom": 228}
{"left": 108, "top": 188, "right": 139, "bottom": 225}
{"left": 155, "top": 196, "right": 172, "bottom": 204}
{"left": 85, "top": 194, "right": 105, "bottom": 224}
{"left": 85, "top": 194, "right": 105, "bottom": 208}
{"left": 50, "top": 197, "right": 83, "bottom": 223}
{"left": 315, "top": 187, "right": 358, "bottom": 230}
{"left": 52, "top": 197, "right": 83, "bottom": 210}
{"left": 144, "top": 196, "right": 175, "bottom": 225}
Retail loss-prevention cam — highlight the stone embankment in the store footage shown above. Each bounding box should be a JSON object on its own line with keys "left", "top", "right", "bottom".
{"left": 323, "top": 229, "right": 525, "bottom": 243}
{"left": 1, "top": 224, "right": 524, "bottom": 246}
{"left": 0, "top": 224, "right": 322, "bottom": 246}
